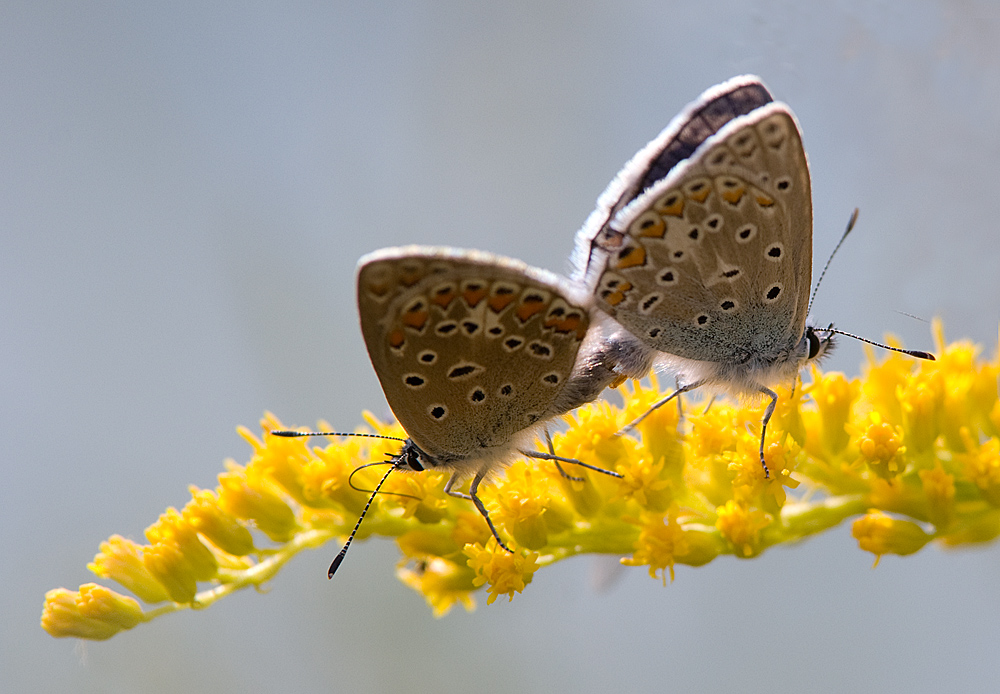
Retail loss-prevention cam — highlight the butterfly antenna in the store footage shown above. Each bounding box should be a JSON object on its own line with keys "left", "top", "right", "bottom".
{"left": 809, "top": 207, "right": 859, "bottom": 315}
{"left": 271, "top": 430, "right": 408, "bottom": 443}
{"left": 347, "top": 460, "right": 423, "bottom": 500}
{"left": 892, "top": 310, "right": 930, "bottom": 324}
{"left": 328, "top": 463, "right": 397, "bottom": 579}
{"left": 818, "top": 326, "right": 935, "bottom": 361}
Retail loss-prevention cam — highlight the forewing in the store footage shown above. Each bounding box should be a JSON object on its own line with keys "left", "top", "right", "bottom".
{"left": 572, "top": 75, "right": 774, "bottom": 285}
{"left": 357, "top": 247, "right": 592, "bottom": 460}
{"left": 592, "top": 104, "right": 813, "bottom": 363}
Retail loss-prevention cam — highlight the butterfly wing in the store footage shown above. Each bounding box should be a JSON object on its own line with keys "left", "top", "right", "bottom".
{"left": 590, "top": 103, "right": 813, "bottom": 364}
{"left": 571, "top": 75, "right": 774, "bottom": 285}
{"left": 357, "top": 246, "right": 593, "bottom": 461}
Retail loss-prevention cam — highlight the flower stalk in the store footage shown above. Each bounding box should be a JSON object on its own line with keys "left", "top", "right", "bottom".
{"left": 42, "top": 321, "right": 1000, "bottom": 638}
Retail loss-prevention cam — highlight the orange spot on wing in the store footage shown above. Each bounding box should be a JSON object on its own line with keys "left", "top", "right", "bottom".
{"left": 388, "top": 330, "right": 405, "bottom": 349}
{"left": 601, "top": 281, "right": 632, "bottom": 307}
{"left": 657, "top": 195, "right": 685, "bottom": 218}
{"left": 687, "top": 184, "right": 710, "bottom": 203}
{"left": 756, "top": 195, "right": 774, "bottom": 207}
{"left": 402, "top": 309, "right": 429, "bottom": 330}
{"left": 615, "top": 245, "right": 647, "bottom": 269}
{"left": 430, "top": 287, "right": 456, "bottom": 309}
{"left": 545, "top": 312, "right": 587, "bottom": 339}
{"left": 399, "top": 269, "right": 423, "bottom": 287}
{"left": 721, "top": 186, "right": 745, "bottom": 205}
{"left": 463, "top": 285, "right": 487, "bottom": 308}
{"left": 635, "top": 217, "right": 667, "bottom": 238}
{"left": 488, "top": 292, "right": 517, "bottom": 313}
{"left": 515, "top": 296, "right": 547, "bottom": 323}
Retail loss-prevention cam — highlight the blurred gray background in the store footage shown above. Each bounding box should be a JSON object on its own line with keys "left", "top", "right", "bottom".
{"left": 5, "top": 2, "right": 1000, "bottom": 692}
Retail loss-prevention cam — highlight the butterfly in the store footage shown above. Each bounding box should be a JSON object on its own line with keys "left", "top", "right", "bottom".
{"left": 275, "top": 245, "right": 627, "bottom": 576}
{"left": 571, "top": 75, "right": 933, "bottom": 476}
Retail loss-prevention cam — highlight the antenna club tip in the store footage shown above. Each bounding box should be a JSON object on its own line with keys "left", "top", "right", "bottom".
{"left": 269, "top": 430, "right": 299, "bottom": 437}
{"left": 328, "top": 553, "right": 345, "bottom": 579}
{"left": 911, "top": 350, "right": 936, "bottom": 361}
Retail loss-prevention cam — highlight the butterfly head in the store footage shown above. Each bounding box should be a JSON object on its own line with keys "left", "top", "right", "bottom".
{"left": 394, "top": 439, "right": 430, "bottom": 472}
{"left": 802, "top": 323, "right": 836, "bottom": 366}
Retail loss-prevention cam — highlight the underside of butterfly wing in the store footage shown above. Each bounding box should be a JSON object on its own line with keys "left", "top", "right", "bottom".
{"left": 571, "top": 75, "right": 775, "bottom": 287}
{"left": 357, "top": 247, "right": 593, "bottom": 463}
{"left": 592, "top": 104, "right": 813, "bottom": 367}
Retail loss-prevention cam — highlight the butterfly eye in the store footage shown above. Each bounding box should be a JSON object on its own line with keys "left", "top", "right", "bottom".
{"left": 807, "top": 330, "right": 822, "bottom": 359}
{"left": 404, "top": 447, "right": 425, "bottom": 471}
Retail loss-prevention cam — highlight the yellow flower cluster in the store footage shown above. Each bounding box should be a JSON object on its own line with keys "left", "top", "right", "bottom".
{"left": 41, "top": 322, "right": 1000, "bottom": 639}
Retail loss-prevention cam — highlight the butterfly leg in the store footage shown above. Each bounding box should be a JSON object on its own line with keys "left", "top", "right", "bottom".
{"left": 444, "top": 472, "right": 513, "bottom": 553}
{"left": 756, "top": 386, "right": 777, "bottom": 479}
{"left": 618, "top": 379, "right": 707, "bottom": 436}
{"left": 674, "top": 376, "right": 685, "bottom": 420}
{"left": 542, "top": 428, "right": 583, "bottom": 481}
{"left": 521, "top": 449, "right": 623, "bottom": 479}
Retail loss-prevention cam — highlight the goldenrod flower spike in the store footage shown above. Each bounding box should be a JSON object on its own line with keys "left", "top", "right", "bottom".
{"left": 41, "top": 324, "right": 1000, "bottom": 639}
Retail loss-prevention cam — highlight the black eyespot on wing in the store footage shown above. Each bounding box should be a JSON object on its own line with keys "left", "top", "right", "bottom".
{"left": 504, "top": 337, "right": 524, "bottom": 351}
{"left": 720, "top": 300, "right": 735, "bottom": 311}
{"left": 696, "top": 314, "right": 710, "bottom": 325}
{"left": 448, "top": 364, "right": 481, "bottom": 379}
{"left": 488, "top": 326, "right": 503, "bottom": 336}
{"left": 404, "top": 374, "right": 426, "bottom": 387}
{"left": 776, "top": 178, "right": 791, "bottom": 191}
{"left": 528, "top": 342, "right": 552, "bottom": 358}
{"left": 429, "top": 405, "right": 447, "bottom": 420}
{"left": 499, "top": 384, "right": 513, "bottom": 396}
{"left": 470, "top": 388, "right": 486, "bottom": 403}
{"left": 766, "top": 285, "right": 782, "bottom": 301}
{"left": 462, "top": 321, "right": 480, "bottom": 335}
{"left": 649, "top": 328, "right": 661, "bottom": 338}
{"left": 688, "top": 228, "right": 700, "bottom": 240}
{"left": 542, "top": 373, "right": 560, "bottom": 385}
{"left": 418, "top": 351, "right": 437, "bottom": 363}
{"left": 435, "top": 322, "right": 458, "bottom": 335}
{"left": 766, "top": 244, "right": 783, "bottom": 259}
{"left": 721, "top": 268, "right": 741, "bottom": 278}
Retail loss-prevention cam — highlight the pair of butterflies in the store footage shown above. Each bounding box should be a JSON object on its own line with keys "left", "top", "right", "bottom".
{"left": 279, "top": 76, "right": 933, "bottom": 575}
